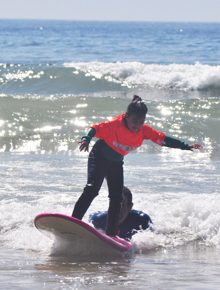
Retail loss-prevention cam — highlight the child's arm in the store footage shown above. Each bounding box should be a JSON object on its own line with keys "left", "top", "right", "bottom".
{"left": 78, "top": 127, "right": 96, "bottom": 152}
{"left": 163, "top": 136, "right": 202, "bottom": 151}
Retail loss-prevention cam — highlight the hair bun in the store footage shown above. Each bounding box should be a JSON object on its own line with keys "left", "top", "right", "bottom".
{"left": 132, "top": 95, "right": 142, "bottom": 102}
{"left": 126, "top": 95, "right": 148, "bottom": 117}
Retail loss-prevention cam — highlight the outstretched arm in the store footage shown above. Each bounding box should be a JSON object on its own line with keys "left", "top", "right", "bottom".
{"left": 163, "top": 136, "right": 202, "bottom": 151}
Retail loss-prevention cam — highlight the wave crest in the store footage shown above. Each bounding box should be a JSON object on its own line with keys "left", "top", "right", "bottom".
{"left": 63, "top": 61, "right": 220, "bottom": 91}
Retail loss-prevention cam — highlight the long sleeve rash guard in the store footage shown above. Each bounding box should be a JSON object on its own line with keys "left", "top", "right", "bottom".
{"left": 82, "top": 114, "right": 191, "bottom": 161}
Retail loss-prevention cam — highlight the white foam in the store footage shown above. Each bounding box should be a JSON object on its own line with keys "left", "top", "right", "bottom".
{"left": 1, "top": 148, "right": 220, "bottom": 255}
{"left": 63, "top": 61, "right": 220, "bottom": 91}
{"left": 131, "top": 193, "right": 220, "bottom": 252}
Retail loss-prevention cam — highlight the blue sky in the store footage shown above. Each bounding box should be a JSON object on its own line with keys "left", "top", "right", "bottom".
{"left": 1, "top": 0, "right": 220, "bottom": 22}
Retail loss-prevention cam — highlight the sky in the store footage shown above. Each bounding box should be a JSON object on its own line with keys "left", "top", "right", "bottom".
{"left": 0, "top": 0, "right": 220, "bottom": 23}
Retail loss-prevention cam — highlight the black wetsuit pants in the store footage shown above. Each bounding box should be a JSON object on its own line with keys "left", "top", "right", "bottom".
{"left": 72, "top": 140, "right": 124, "bottom": 236}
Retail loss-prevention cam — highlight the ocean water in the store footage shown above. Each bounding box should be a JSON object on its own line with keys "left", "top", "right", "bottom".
{"left": 1, "top": 19, "right": 220, "bottom": 289}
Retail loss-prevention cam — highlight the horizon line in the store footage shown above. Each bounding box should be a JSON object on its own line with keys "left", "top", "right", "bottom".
{"left": 0, "top": 18, "right": 220, "bottom": 24}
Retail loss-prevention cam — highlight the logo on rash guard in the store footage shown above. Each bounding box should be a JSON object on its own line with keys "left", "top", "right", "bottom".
{"left": 113, "top": 141, "right": 139, "bottom": 152}
{"left": 155, "top": 138, "right": 164, "bottom": 146}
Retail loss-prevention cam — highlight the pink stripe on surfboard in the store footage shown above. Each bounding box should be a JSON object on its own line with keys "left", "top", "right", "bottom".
{"left": 34, "top": 213, "right": 132, "bottom": 252}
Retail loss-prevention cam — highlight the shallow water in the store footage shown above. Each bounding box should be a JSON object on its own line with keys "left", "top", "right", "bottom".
{"left": 1, "top": 150, "right": 220, "bottom": 289}
{"left": 1, "top": 19, "right": 220, "bottom": 289}
{"left": 1, "top": 245, "right": 220, "bottom": 290}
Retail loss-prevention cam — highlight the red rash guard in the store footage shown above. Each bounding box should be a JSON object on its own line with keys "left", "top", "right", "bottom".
{"left": 91, "top": 114, "right": 166, "bottom": 156}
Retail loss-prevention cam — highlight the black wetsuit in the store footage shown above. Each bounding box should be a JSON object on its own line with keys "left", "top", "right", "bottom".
{"left": 72, "top": 119, "right": 191, "bottom": 236}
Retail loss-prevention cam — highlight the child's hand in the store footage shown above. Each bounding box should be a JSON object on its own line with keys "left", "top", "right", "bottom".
{"left": 78, "top": 140, "right": 89, "bottom": 152}
{"left": 190, "top": 143, "right": 203, "bottom": 151}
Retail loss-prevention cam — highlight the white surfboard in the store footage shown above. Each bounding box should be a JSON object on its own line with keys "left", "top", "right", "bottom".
{"left": 34, "top": 213, "right": 132, "bottom": 254}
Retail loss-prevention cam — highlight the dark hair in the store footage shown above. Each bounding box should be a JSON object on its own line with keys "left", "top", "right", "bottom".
{"left": 126, "top": 95, "right": 148, "bottom": 118}
{"left": 123, "top": 186, "right": 132, "bottom": 206}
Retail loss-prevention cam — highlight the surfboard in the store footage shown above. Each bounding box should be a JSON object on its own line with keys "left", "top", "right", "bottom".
{"left": 34, "top": 213, "right": 132, "bottom": 254}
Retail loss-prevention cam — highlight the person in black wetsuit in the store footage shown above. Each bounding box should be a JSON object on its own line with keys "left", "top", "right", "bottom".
{"left": 72, "top": 95, "right": 202, "bottom": 237}
{"left": 89, "top": 186, "right": 152, "bottom": 240}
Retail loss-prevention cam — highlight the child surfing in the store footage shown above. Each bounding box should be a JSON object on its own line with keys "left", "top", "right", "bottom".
{"left": 72, "top": 95, "right": 202, "bottom": 237}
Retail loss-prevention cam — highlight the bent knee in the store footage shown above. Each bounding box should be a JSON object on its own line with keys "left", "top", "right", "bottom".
{"left": 83, "top": 184, "right": 99, "bottom": 198}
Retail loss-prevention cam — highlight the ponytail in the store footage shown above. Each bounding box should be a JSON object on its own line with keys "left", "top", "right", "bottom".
{"left": 126, "top": 95, "right": 148, "bottom": 117}
{"left": 132, "top": 95, "right": 142, "bottom": 102}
